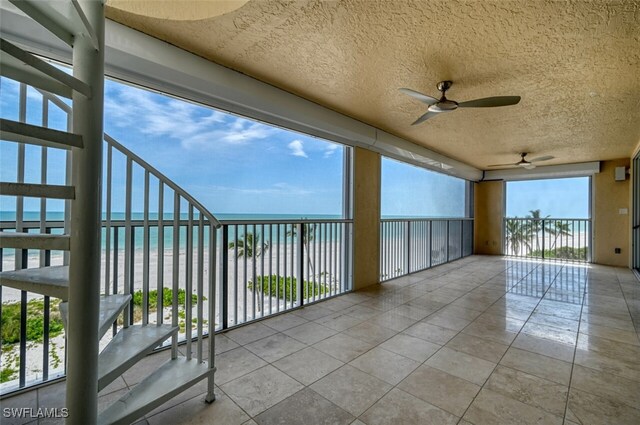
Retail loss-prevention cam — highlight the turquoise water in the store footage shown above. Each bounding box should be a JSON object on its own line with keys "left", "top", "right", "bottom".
{"left": 1, "top": 211, "right": 346, "bottom": 252}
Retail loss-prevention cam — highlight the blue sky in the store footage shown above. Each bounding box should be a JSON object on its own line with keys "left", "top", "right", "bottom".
{"left": 1, "top": 75, "right": 590, "bottom": 219}
{"left": 506, "top": 177, "right": 590, "bottom": 218}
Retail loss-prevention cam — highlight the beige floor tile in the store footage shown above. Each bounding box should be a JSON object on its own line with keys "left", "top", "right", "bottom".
{"left": 379, "top": 333, "right": 441, "bottom": 362}
{"left": 500, "top": 347, "right": 572, "bottom": 385}
{"left": 360, "top": 388, "right": 458, "bottom": 425}
{"left": 225, "top": 323, "right": 278, "bottom": 345}
{"left": 310, "top": 365, "right": 392, "bottom": 416}
{"left": 388, "top": 304, "right": 432, "bottom": 320}
{"left": 221, "top": 365, "right": 304, "bottom": 417}
{"left": 462, "top": 320, "right": 518, "bottom": 345}
{"left": 580, "top": 312, "right": 636, "bottom": 332}
{"left": 314, "top": 313, "right": 364, "bottom": 331}
{"left": 283, "top": 322, "right": 338, "bottom": 345}
{"left": 312, "top": 333, "right": 375, "bottom": 363}
{"left": 445, "top": 332, "right": 509, "bottom": 363}
{"left": 2, "top": 387, "right": 39, "bottom": 425}
{"left": 342, "top": 304, "right": 381, "bottom": 321}
{"left": 511, "top": 333, "right": 575, "bottom": 363}
{"left": 521, "top": 322, "right": 578, "bottom": 346}
{"left": 426, "top": 347, "right": 496, "bottom": 385}
{"left": 292, "top": 304, "right": 335, "bottom": 321}
{"left": 253, "top": 388, "right": 354, "bottom": 425}
{"left": 423, "top": 311, "right": 472, "bottom": 331}
{"left": 527, "top": 312, "right": 580, "bottom": 332}
{"left": 566, "top": 388, "right": 640, "bottom": 425}
{"left": 273, "top": 347, "right": 343, "bottom": 385}
{"left": 244, "top": 332, "right": 306, "bottom": 363}
{"left": 262, "top": 313, "right": 308, "bottom": 332}
{"left": 349, "top": 347, "right": 419, "bottom": 385}
{"left": 463, "top": 388, "right": 563, "bottom": 425}
{"left": 570, "top": 364, "right": 640, "bottom": 409}
{"left": 398, "top": 365, "right": 480, "bottom": 416}
{"left": 147, "top": 391, "right": 249, "bottom": 425}
{"left": 215, "top": 334, "right": 241, "bottom": 355}
{"left": 485, "top": 365, "right": 568, "bottom": 416}
{"left": 215, "top": 347, "right": 267, "bottom": 385}
{"left": 343, "top": 321, "right": 397, "bottom": 345}
{"left": 367, "top": 311, "right": 418, "bottom": 331}
{"left": 579, "top": 323, "right": 640, "bottom": 346}
{"left": 403, "top": 322, "right": 458, "bottom": 345}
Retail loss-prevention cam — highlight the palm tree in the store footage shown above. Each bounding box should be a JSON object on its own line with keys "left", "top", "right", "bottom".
{"left": 549, "top": 220, "right": 572, "bottom": 250}
{"left": 228, "top": 231, "right": 269, "bottom": 258}
{"left": 527, "top": 209, "right": 550, "bottom": 254}
{"left": 505, "top": 218, "right": 532, "bottom": 255}
{"left": 287, "top": 222, "right": 317, "bottom": 277}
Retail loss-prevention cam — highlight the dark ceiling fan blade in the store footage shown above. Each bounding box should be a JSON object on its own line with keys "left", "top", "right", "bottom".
{"left": 457, "top": 96, "right": 521, "bottom": 108}
{"left": 399, "top": 88, "right": 439, "bottom": 106}
{"left": 411, "top": 111, "right": 438, "bottom": 125}
{"left": 529, "top": 155, "right": 554, "bottom": 163}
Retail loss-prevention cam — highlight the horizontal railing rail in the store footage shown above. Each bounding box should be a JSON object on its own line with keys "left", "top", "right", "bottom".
{"left": 503, "top": 217, "right": 591, "bottom": 262}
{"left": 380, "top": 217, "right": 474, "bottom": 282}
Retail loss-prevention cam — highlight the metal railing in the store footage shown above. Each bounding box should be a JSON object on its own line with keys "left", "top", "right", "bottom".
{"left": 504, "top": 217, "right": 591, "bottom": 262}
{"left": 380, "top": 218, "right": 474, "bottom": 281}
{"left": 220, "top": 219, "right": 352, "bottom": 329}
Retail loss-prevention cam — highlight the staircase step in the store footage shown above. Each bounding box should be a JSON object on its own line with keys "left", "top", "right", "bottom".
{"left": 98, "top": 324, "right": 179, "bottom": 392}
{"left": 0, "top": 232, "right": 70, "bottom": 250}
{"left": 0, "top": 182, "right": 75, "bottom": 199}
{"left": 0, "top": 119, "right": 83, "bottom": 149}
{"left": 97, "top": 357, "right": 214, "bottom": 425}
{"left": 0, "top": 38, "right": 90, "bottom": 98}
{"left": 59, "top": 294, "right": 132, "bottom": 340}
{"left": 0, "top": 266, "right": 69, "bottom": 300}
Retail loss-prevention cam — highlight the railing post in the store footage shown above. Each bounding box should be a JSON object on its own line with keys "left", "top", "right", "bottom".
{"left": 221, "top": 225, "right": 229, "bottom": 330}
{"left": 446, "top": 220, "right": 450, "bottom": 262}
{"left": 541, "top": 219, "right": 545, "bottom": 260}
{"left": 428, "top": 220, "right": 432, "bottom": 268}
{"left": 297, "top": 223, "right": 304, "bottom": 306}
{"left": 406, "top": 221, "right": 411, "bottom": 274}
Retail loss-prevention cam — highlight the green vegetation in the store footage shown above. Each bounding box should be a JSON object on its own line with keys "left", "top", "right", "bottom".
{"left": 1, "top": 298, "right": 64, "bottom": 345}
{"left": 529, "top": 247, "right": 587, "bottom": 260}
{"left": 132, "top": 287, "right": 200, "bottom": 309}
{"left": 248, "top": 275, "right": 328, "bottom": 301}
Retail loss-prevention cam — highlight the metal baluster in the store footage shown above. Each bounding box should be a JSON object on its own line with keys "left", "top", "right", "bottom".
{"left": 297, "top": 223, "right": 304, "bottom": 306}
{"left": 276, "top": 225, "right": 280, "bottom": 313}
{"left": 157, "top": 182, "right": 164, "bottom": 325}
{"left": 252, "top": 223, "right": 257, "bottom": 319}
{"left": 185, "top": 205, "right": 193, "bottom": 360}
{"left": 260, "top": 223, "right": 265, "bottom": 317}
{"left": 171, "top": 193, "right": 180, "bottom": 359}
{"left": 124, "top": 157, "right": 132, "bottom": 327}
{"left": 105, "top": 145, "right": 112, "bottom": 295}
{"left": 268, "top": 224, "right": 273, "bottom": 315}
{"left": 142, "top": 171, "right": 150, "bottom": 325}
{"left": 205, "top": 223, "right": 216, "bottom": 403}
{"left": 234, "top": 225, "right": 238, "bottom": 323}
{"left": 221, "top": 225, "right": 228, "bottom": 330}
{"left": 243, "top": 224, "right": 248, "bottom": 322}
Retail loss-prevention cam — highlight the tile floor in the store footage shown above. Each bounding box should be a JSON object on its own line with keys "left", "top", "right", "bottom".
{"left": 3, "top": 255, "right": 640, "bottom": 424}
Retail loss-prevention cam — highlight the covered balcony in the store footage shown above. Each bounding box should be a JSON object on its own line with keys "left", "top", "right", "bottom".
{"left": 0, "top": 1, "right": 639, "bottom": 425}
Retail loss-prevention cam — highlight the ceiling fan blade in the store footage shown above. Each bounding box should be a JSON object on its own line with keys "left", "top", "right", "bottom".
{"left": 529, "top": 155, "right": 554, "bottom": 163}
{"left": 411, "top": 111, "right": 438, "bottom": 125}
{"left": 522, "top": 163, "right": 536, "bottom": 170}
{"left": 457, "top": 96, "right": 521, "bottom": 108}
{"left": 487, "top": 163, "right": 517, "bottom": 168}
{"left": 399, "top": 88, "right": 439, "bottom": 106}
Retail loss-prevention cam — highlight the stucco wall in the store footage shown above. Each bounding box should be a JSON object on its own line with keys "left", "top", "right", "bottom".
{"left": 593, "top": 159, "right": 630, "bottom": 267}
{"left": 474, "top": 181, "right": 504, "bottom": 255}
{"left": 353, "top": 147, "right": 381, "bottom": 289}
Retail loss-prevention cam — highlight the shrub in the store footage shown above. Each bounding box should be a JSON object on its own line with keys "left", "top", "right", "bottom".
{"left": 1, "top": 298, "right": 65, "bottom": 345}
{"left": 248, "top": 275, "right": 328, "bottom": 301}
{"left": 132, "top": 288, "right": 202, "bottom": 310}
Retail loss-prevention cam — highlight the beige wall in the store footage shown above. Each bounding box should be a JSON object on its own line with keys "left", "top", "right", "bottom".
{"left": 474, "top": 181, "right": 504, "bottom": 255}
{"left": 593, "top": 158, "right": 630, "bottom": 267}
{"left": 353, "top": 147, "right": 381, "bottom": 290}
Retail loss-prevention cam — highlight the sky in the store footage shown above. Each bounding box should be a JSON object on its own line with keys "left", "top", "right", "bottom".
{"left": 1, "top": 75, "right": 590, "bottom": 219}
{"left": 506, "top": 177, "right": 590, "bottom": 218}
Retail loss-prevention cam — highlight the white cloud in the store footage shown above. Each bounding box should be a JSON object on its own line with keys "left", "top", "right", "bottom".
{"left": 287, "top": 140, "right": 308, "bottom": 158}
{"left": 104, "top": 84, "right": 275, "bottom": 150}
{"left": 324, "top": 144, "right": 339, "bottom": 158}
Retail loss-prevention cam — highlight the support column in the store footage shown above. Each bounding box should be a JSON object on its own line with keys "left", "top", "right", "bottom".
{"left": 473, "top": 181, "right": 504, "bottom": 255}
{"left": 352, "top": 147, "right": 380, "bottom": 290}
{"left": 66, "top": 1, "right": 105, "bottom": 424}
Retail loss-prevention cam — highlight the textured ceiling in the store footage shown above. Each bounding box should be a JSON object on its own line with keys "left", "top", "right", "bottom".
{"left": 105, "top": 0, "right": 640, "bottom": 170}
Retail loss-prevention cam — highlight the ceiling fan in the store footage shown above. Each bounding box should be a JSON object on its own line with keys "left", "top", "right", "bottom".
{"left": 488, "top": 152, "right": 554, "bottom": 170}
{"left": 400, "top": 80, "right": 521, "bottom": 125}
